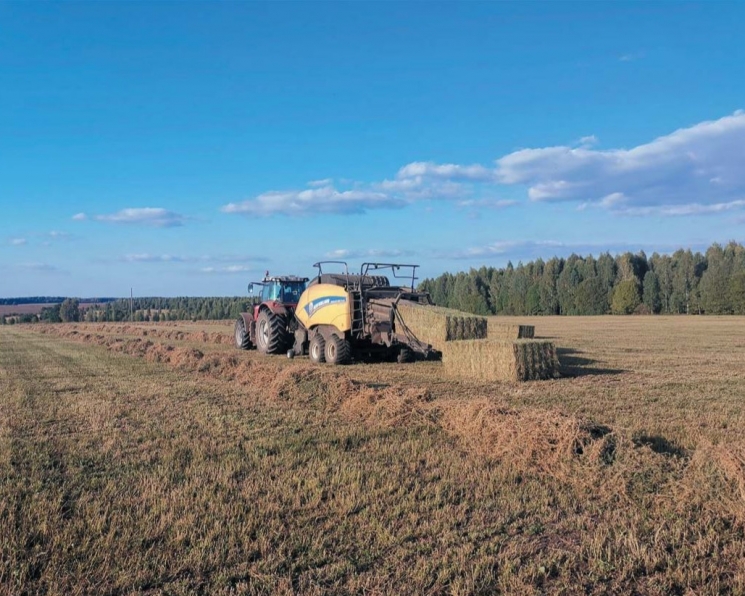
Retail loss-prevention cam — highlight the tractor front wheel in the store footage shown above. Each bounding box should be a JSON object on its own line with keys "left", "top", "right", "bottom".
{"left": 256, "top": 310, "right": 289, "bottom": 355}
{"left": 234, "top": 317, "right": 252, "bottom": 350}
{"left": 325, "top": 333, "right": 351, "bottom": 365}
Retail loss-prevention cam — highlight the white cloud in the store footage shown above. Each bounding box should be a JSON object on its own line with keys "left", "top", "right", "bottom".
{"left": 92, "top": 208, "right": 187, "bottom": 227}
{"left": 455, "top": 199, "right": 518, "bottom": 209}
{"left": 123, "top": 253, "right": 193, "bottom": 263}
{"left": 9, "top": 238, "right": 27, "bottom": 246}
{"left": 121, "top": 253, "right": 270, "bottom": 264}
{"left": 325, "top": 248, "right": 415, "bottom": 259}
{"left": 495, "top": 111, "right": 745, "bottom": 211}
{"left": 221, "top": 184, "right": 405, "bottom": 217}
{"left": 578, "top": 135, "right": 598, "bottom": 147}
{"left": 199, "top": 265, "right": 254, "bottom": 274}
{"left": 308, "top": 178, "right": 333, "bottom": 187}
{"left": 395, "top": 161, "right": 494, "bottom": 181}
{"left": 221, "top": 111, "right": 745, "bottom": 219}
{"left": 72, "top": 213, "right": 87, "bottom": 221}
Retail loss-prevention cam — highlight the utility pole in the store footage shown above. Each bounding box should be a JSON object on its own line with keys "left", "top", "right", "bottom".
{"left": 130, "top": 288, "right": 133, "bottom": 322}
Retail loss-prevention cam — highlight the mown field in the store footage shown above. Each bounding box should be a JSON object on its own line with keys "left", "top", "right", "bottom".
{"left": 2, "top": 317, "right": 745, "bottom": 595}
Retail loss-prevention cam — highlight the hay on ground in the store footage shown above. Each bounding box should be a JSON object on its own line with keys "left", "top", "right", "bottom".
{"left": 487, "top": 321, "right": 535, "bottom": 340}
{"left": 395, "top": 302, "right": 487, "bottom": 351}
{"left": 442, "top": 339, "right": 560, "bottom": 382}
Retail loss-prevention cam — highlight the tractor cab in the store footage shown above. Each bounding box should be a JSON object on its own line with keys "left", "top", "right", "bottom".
{"left": 248, "top": 275, "right": 308, "bottom": 306}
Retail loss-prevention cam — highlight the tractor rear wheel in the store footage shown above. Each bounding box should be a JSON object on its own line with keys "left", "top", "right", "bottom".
{"left": 234, "top": 317, "right": 252, "bottom": 350}
{"left": 256, "top": 309, "right": 289, "bottom": 355}
{"left": 309, "top": 334, "right": 326, "bottom": 364}
{"left": 325, "top": 333, "right": 351, "bottom": 365}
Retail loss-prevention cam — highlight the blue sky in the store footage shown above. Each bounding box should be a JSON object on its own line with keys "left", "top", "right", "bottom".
{"left": 2, "top": 1, "right": 744, "bottom": 297}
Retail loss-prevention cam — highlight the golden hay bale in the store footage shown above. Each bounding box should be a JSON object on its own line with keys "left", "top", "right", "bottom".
{"left": 487, "top": 321, "right": 535, "bottom": 340}
{"left": 395, "top": 302, "right": 487, "bottom": 350}
{"left": 442, "top": 339, "right": 560, "bottom": 382}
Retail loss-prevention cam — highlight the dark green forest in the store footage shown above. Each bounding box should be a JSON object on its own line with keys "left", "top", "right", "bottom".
{"left": 419, "top": 241, "right": 745, "bottom": 316}
{"left": 78, "top": 297, "right": 254, "bottom": 323}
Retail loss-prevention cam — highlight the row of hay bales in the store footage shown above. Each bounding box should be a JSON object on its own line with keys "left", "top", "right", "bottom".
{"left": 396, "top": 302, "right": 558, "bottom": 382}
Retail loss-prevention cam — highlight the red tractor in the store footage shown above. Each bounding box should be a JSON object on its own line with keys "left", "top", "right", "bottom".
{"left": 234, "top": 274, "right": 309, "bottom": 354}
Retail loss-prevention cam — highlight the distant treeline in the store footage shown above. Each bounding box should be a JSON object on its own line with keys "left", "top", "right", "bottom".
{"left": 419, "top": 241, "right": 745, "bottom": 316}
{"left": 0, "top": 297, "right": 116, "bottom": 306}
{"left": 0, "top": 296, "right": 255, "bottom": 324}
{"left": 92, "top": 297, "right": 254, "bottom": 322}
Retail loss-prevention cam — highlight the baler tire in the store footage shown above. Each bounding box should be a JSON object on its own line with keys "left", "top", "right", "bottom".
{"left": 256, "top": 310, "right": 289, "bottom": 355}
{"left": 325, "top": 333, "right": 351, "bottom": 365}
{"left": 234, "top": 317, "right": 252, "bottom": 350}
{"left": 309, "top": 334, "right": 326, "bottom": 364}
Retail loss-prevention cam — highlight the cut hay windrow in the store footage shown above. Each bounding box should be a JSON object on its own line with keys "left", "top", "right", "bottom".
{"left": 487, "top": 321, "right": 535, "bottom": 340}
{"left": 442, "top": 339, "right": 560, "bottom": 382}
{"left": 395, "top": 302, "right": 487, "bottom": 351}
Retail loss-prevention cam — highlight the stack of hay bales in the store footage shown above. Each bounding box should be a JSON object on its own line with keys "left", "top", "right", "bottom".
{"left": 395, "top": 302, "right": 487, "bottom": 351}
{"left": 487, "top": 321, "right": 535, "bottom": 340}
{"left": 442, "top": 339, "right": 560, "bottom": 382}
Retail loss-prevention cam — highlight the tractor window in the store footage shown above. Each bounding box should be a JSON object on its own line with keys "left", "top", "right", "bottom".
{"left": 261, "top": 283, "right": 280, "bottom": 302}
{"left": 280, "top": 282, "right": 306, "bottom": 303}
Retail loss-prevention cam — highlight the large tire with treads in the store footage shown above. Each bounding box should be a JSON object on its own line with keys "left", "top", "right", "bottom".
{"left": 255, "top": 309, "right": 289, "bottom": 355}
{"left": 309, "top": 334, "right": 326, "bottom": 364}
{"left": 325, "top": 333, "right": 351, "bottom": 365}
{"left": 234, "top": 317, "right": 252, "bottom": 350}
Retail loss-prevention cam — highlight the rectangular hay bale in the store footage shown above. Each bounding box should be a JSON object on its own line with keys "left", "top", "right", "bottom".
{"left": 487, "top": 321, "right": 535, "bottom": 340}
{"left": 442, "top": 339, "right": 560, "bottom": 382}
{"left": 396, "top": 302, "right": 487, "bottom": 351}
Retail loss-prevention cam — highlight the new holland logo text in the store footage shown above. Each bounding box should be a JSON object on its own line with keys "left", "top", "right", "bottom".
{"left": 305, "top": 295, "right": 346, "bottom": 317}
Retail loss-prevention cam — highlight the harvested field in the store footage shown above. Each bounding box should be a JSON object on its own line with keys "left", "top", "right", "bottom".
{"left": 442, "top": 338, "right": 560, "bottom": 382}
{"left": 396, "top": 301, "right": 487, "bottom": 350}
{"left": 3, "top": 316, "right": 745, "bottom": 594}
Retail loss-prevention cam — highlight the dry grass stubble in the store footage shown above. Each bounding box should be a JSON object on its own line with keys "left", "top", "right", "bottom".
{"left": 3, "top": 318, "right": 745, "bottom": 594}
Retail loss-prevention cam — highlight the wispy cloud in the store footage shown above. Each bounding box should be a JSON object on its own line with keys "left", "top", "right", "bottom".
{"left": 198, "top": 265, "right": 255, "bottom": 275}
{"left": 619, "top": 51, "right": 645, "bottom": 62}
{"left": 455, "top": 199, "right": 518, "bottom": 209}
{"left": 123, "top": 254, "right": 194, "bottom": 263}
{"left": 445, "top": 239, "right": 707, "bottom": 261}
{"left": 9, "top": 238, "right": 27, "bottom": 246}
{"left": 395, "top": 162, "right": 494, "bottom": 181}
{"left": 76, "top": 208, "right": 188, "bottom": 228}
{"left": 16, "top": 262, "right": 61, "bottom": 273}
{"left": 578, "top": 135, "right": 598, "bottom": 147}
{"left": 325, "top": 248, "right": 415, "bottom": 259}
{"left": 618, "top": 200, "right": 745, "bottom": 217}
{"left": 120, "top": 253, "right": 270, "bottom": 264}
{"left": 307, "top": 178, "right": 333, "bottom": 188}
{"left": 222, "top": 185, "right": 406, "bottom": 217}
{"left": 47, "top": 231, "right": 71, "bottom": 240}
